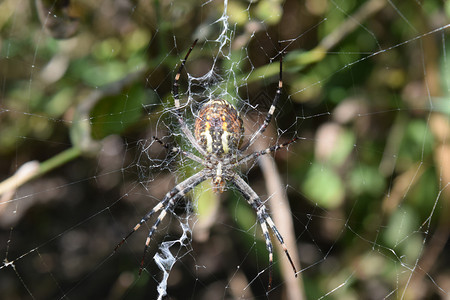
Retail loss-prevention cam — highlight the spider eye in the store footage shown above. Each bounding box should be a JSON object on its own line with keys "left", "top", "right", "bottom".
{"left": 212, "top": 177, "right": 226, "bottom": 193}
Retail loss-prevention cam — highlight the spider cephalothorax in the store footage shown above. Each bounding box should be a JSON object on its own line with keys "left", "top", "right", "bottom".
{"left": 115, "top": 40, "right": 298, "bottom": 291}
{"left": 194, "top": 98, "right": 244, "bottom": 192}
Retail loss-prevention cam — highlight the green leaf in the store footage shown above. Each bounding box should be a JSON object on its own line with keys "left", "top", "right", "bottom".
{"left": 302, "top": 163, "right": 345, "bottom": 209}
{"left": 90, "top": 84, "right": 146, "bottom": 139}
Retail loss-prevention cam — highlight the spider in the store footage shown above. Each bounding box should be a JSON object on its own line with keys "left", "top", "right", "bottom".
{"left": 115, "top": 40, "right": 298, "bottom": 290}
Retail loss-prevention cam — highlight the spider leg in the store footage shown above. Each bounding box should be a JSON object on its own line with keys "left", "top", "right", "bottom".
{"left": 234, "top": 137, "right": 299, "bottom": 167}
{"left": 153, "top": 136, "right": 204, "bottom": 165}
{"left": 173, "top": 39, "right": 198, "bottom": 109}
{"left": 114, "top": 170, "right": 208, "bottom": 274}
{"left": 230, "top": 174, "right": 297, "bottom": 291}
{"left": 172, "top": 40, "right": 208, "bottom": 157}
{"left": 240, "top": 51, "right": 284, "bottom": 151}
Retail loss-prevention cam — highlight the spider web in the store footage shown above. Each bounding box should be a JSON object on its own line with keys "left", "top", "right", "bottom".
{"left": 1, "top": 0, "right": 449, "bottom": 299}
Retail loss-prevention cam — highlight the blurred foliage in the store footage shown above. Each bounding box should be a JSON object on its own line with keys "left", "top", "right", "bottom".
{"left": 0, "top": 0, "right": 449, "bottom": 299}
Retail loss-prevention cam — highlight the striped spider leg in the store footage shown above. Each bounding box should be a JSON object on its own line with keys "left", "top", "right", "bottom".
{"left": 114, "top": 170, "right": 207, "bottom": 274}
{"left": 115, "top": 40, "right": 298, "bottom": 292}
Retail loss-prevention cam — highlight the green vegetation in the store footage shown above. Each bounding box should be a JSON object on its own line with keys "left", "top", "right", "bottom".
{"left": 0, "top": 0, "right": 448, "bottom": 299}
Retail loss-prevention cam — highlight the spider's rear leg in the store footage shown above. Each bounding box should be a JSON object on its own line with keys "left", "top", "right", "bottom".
{"left": 153, "top": 136, "right": 203, "bottom": 164}
{"left": 235, "top": 136, "right": 299, "bottom": 167}
{"left": 171, "top": 39, "right": 209, "bottom": 157}
{"left": 240, "top": 49, "right": 284, "bottom": 151}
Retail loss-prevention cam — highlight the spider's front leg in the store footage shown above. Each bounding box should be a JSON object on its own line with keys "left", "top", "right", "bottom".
{"left": 114, "top": 170, "right": 208, "bottom": 274}
{"left": 230, "top": 174, "right": 297, "bottom": 291}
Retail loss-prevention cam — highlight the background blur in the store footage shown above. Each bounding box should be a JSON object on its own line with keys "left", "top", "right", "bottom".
{"left": 1, "top": 0, "right": 449, "bottom": 299}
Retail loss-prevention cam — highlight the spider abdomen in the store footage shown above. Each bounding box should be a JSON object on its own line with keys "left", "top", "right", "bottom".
{"left": 194, "top": 99, "right": 244, "bottom": 156}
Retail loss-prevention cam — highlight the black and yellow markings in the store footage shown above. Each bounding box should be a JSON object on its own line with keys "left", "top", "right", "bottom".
{"left": 194, "top": 99, "right": 243, "bottom": 156}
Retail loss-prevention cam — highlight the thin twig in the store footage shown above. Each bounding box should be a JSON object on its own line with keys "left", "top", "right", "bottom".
{"left": 0, "top": 147, "right": 81, "bottom": 197}
{"left": 253, "top": 132, "right": 305, "bottom": 299}
{"left": 0, "top": 69, "right": 145, "bottom": 198}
